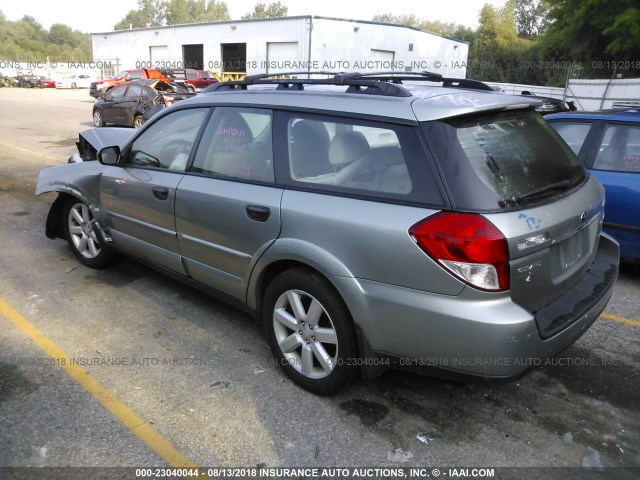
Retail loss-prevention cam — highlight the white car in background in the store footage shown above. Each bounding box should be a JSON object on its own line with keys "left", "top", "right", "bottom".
{"left": 56, "top": 74, "right": 94, "bottom": 89}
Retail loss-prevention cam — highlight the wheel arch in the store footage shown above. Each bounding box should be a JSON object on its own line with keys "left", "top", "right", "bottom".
{"left": 248, "top": 242, "right": 390, "bottom": 380}
{"left": 45, "top": 193, "right": 71, "bottom": 240}
{"left": 254, "top": 259, "right": 387, "bottom": 382}
{"left": 248, "top": 239, "right": 355, "bottom": 313}
{"left": 249, "top": 254, "right": 368, "bottom": 363}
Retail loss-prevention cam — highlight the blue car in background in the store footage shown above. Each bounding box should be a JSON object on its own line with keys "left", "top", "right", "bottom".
{"left": 546, "top": 109, "right": 640, "bottom": 263}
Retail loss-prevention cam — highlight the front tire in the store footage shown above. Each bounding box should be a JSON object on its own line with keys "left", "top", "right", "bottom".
{"left": 263, "top": 268, "right": 358, "bottom": 395}
{"left": 63, "top": 198, "right": 117, "bottom": 269}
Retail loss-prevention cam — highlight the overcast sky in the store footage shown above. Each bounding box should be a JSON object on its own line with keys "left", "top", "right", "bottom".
{"left": 1, "top": 0, "right": 505, "bottom": 33}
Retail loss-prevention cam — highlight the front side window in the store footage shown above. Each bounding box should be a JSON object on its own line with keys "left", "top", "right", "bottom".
{"left": 549, "top": 122, "right": 592, "bottom": 156}
{"left": 424, "top": 110, "right": 586, "bottom": 210}
{"left": 191, "top": 107, "right": 274, "bottom": 182}
{"left": 593, "top": 124, "right": 640, "bottom": 172}
{"left": 284, "top": 115, "right": 415, "bottom": 197}
{"left": 126, "top": 108, "right": 208, "bottom": 170}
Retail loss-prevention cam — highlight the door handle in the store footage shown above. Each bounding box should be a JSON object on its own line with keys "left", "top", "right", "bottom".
{"left": 152, "top": 186, "right": 169, "bottom": 200}
{"left": 246, "top": 205, "right": 271, "bottom": 222}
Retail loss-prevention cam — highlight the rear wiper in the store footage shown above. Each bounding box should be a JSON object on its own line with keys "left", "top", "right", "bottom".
{"left": 516, "top": 179, "right": 571, "bottom": 202}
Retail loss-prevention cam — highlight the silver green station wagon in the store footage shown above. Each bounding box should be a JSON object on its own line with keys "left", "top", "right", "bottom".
{"left": 36, "top": 72, "right": 619, "bottom": 394}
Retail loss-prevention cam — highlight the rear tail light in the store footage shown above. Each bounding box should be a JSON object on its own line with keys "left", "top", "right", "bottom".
{"left": 409, "top": 212, "right": 510, "bottom": 291}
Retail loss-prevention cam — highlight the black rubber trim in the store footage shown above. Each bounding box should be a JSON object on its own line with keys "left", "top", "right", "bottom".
{"left": 604, "top": 221, "right": 640, "bottom": 234}
{"left": 533, "top": 237, "right": 618, "bottom": 340}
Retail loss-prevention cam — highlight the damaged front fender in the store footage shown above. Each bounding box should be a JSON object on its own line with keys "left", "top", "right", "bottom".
{"left": 36, "top": 161, "right": 108, "bottom": 239}
{"left": 68, "top": 127, "right": 135, "bottom": 163}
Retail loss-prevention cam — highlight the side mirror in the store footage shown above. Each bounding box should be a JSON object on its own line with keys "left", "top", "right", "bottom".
{"left": 98, "top": 146, "right": 121, "bottom": 165}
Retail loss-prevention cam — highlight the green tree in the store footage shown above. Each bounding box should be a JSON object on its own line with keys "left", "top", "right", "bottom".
{"left": 193, "top": 0, "right": 230, "bottom": 22}
{"left": 467, "top": 3, "right": 531, "bottom": 83}
{"left": 15, "top": 16, "right": 47, "bottom": 42}
{"left": 512, "top": 0, "right": 549, "bottom": 38}
{"left": 242, "top": 2, "right": 288, "bottom": 20}
{"left": 372, "top": 13, "right": 472, "bottom": 42}
{"left": 0, "top": 9, "right": 92, "bottom": 62}
{"left": 49, "top": 24, "right": 78, "bottom": 47}
{"left": 165, "top": 0, "right": 192, "bottom": 24}
{"left": 115, "top": 0, "right": 166, "bottom": 30}
{"left": 541, "top": 0, "right": 640, "bottom": 63}
{"left": 372, "top": 13, "right": 420, "bottom": 28}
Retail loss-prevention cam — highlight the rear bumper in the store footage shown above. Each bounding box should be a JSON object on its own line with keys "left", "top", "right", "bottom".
{"left": 333, "top": 233, "right": 619, "bottom": 379}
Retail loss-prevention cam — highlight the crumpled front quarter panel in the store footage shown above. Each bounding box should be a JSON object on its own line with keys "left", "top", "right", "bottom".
{"left": 35, "top": 161, "right": 106, "bottom": 206}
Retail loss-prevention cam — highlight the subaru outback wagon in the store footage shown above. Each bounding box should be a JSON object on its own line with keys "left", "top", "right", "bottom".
{"left": 36, "top": 72, "right": 619, "bottom": 395}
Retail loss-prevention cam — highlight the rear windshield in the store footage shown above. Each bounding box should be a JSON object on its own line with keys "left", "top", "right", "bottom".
{"left": 423, "top": 110, "right": 586, "bottom": 211}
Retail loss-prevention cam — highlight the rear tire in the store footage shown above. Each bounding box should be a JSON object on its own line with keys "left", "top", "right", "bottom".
{"left": 133, "top": 114, "right": 144, "bottom": 129}
{"left": 263, "top": 268, "right": 358, "bottom": 395}
{"left": 93, "top": 110, "right": 105, "bottom": 127}
{"left": 62, "top": 198, "right": 118, "bottom": 269}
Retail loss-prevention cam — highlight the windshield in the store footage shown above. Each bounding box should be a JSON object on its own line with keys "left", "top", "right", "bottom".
{"left": 114, "top": 70, "right": 128, "bottom": 79}
{"left": 422, "top": 110, "right": 586, "bottom": 211}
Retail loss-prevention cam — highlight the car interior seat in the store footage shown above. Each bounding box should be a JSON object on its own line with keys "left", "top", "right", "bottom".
{"left": 289, "top": 120, "right": 332, "bottom": 178}
{"left": 324, "top": 131, "right": 371, "bottom": 185}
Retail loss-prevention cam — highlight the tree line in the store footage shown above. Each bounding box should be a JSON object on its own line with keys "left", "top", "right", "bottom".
{"left": 376, "top": 0, "right": 640, "bottom": 85}
{"left": 0, "top": 11, "right": 92, "bottom": 63}
{"left": 114, "top": 0, "right": 288, "bottom": 29}
{"left": 1, "top": 1, "right": 638, "bottom": 85}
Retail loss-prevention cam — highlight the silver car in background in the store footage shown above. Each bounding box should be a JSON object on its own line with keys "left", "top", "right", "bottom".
{"left": 36, "top": 72, "right": 619, "bottom": 395}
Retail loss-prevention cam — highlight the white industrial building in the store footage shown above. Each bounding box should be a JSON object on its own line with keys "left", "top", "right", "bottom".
{"left": 91, "top": 16, "right": 469, "bottom": 78}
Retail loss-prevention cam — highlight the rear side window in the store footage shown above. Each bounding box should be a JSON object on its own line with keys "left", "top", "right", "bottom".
{"left": 423, "top": 111, "right": 586, "bottom": 211}
{"left": 593, "top": 124, "right": 640, "bottom": 172}
{"left": 548, "top": 122, "right": 592, "bottom": 156}
{"left": 109, "top": 84, "right": 128, "bottom": 99}
{"left": 277, "top": 112, "right": 443, "bottom": 205}
{"left": 126, "top": 84, "right": 143, "bottom": 97}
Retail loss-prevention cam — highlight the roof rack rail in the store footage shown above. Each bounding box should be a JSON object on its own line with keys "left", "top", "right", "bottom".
{"left": 205, "top": 71, "right": 493, "bottom": 96}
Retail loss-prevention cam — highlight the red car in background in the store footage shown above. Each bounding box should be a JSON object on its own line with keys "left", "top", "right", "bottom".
{"left": 39, "top": 77, "right": 56, "bottom": 88}
{"left": 160, "top": 68, "right": 217, "bottom": 91}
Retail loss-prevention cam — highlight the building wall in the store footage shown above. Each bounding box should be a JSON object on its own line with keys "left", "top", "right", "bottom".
{"left": 92, "top": 17, "right": 308, "bottom": 73}
{"left": 91, "top": 17, "right": 468, "bottom": 78}
{"left": 310, "top": 18, "right": 468, "bottom": 78}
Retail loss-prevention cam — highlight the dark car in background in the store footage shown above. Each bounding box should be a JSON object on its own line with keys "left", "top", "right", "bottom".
{"left": 92, "top": 79, "right": 193, "bottom": 128}
{"left": 15, "top": 74, "right": 40, "bottom": 88}
{"left": 546, "top": 109, "right": 640, "bottom": 263}
{"left": 521, "top": 91, "right": 571, "bottom": 115}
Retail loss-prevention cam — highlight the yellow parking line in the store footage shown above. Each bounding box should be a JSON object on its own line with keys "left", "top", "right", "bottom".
{"left": 0, "top": 140, "right": 66, "bottom": 161}
{"left": 0, "top": 298, "right": 198, "bottom": 469}
{"left": 601, "top": 312, "right": 640, "bottom": 328}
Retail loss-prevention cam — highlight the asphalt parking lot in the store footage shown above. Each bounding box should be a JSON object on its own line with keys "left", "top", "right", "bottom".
{"left": 0, "top": 87, "right": 639, "bottom": 479}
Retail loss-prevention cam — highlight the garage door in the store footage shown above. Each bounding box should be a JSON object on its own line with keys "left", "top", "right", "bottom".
{"left": 266, "top": 42, "right": 298, "bottom": 74}
{"left": 370, "top": 49, "right": 395, "bottom": 71}
{"left": 150, "top": 45, "right": 169, "bottom": 64}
